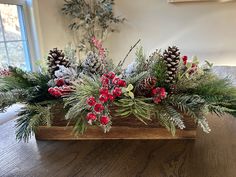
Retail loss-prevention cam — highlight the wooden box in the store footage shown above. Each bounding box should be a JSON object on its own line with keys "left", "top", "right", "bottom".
{"left": 35, "top": 106, "right": 197, "bottom": 140}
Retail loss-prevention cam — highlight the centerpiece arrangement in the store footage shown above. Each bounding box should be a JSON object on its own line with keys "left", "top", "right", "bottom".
{"left": 0, "top": 37, "right": 236, "bottom": 142}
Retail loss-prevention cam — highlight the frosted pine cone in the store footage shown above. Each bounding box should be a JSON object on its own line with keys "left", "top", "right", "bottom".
{"left": 135, "top": 76, "right": 157, "bottom": 96}
{"left": 82, "top": 51, "right": 105, "bottom": 76}
{"left": 47, "top": 48, "right": 70, "bottom": 77}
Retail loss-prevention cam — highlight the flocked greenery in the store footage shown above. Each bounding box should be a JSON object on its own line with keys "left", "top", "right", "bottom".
{"left": 1, "top": 40, "right": 236, "bottom": 142}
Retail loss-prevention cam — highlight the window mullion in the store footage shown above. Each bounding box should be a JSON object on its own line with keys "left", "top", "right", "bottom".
{"left": 0, "top": 9, "right": 10, "bottom": 66}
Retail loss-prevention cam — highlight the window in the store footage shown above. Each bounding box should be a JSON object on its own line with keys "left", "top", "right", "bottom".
{"left": 0, "top": 3, "right": 31, "bottom": 70}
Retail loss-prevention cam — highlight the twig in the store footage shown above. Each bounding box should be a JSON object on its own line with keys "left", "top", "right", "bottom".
{"left": 119, "top": 39, "right": 141, "bottom": 67}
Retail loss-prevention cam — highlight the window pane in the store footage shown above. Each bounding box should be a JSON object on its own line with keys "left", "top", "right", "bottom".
{"left": 7, "top": 41, "right": 26, "bottom": 70}
{"left": 0, "top": 43, "right": 8, "bottom": 67}
{"left": 0, "top": 4, "right": 22, "bottom": 41}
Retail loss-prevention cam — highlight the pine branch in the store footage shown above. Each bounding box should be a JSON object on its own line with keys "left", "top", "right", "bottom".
{"left": 168, "top": 94, "right": 211, "bottom": 133}
{"left": 152, "top": 106, "right": 176, "bottom": 136}
{"left": 72, "top": 113, "right": 87, "bottom": 135}
{"left": 64, "top": 75, "right": 101, "bottom": 133}
{"left": 64, "top": 74, "right": 101, "bottom": 109}
{"left": 15, "top": 104, "right": 52, "bottom": 142}
{"left": 0, "top": 67, "right": 53, "bottom": 104}
{"left": 135, "top": 46, "right": 146, "bottom": 73}
{"left": 0, "top": 89, "right": 25, "bottom": 112}
{"left": 163, "top": 104, "right": 185, "bottom": 130}
{"left": 152, "top": 59, "right": 167, "bottom": 87}
{"left": 125, "top": 71, "right": 148, "bottom": 85}
{"left": 197, "top": 117, "right": 211, "bottom": 133}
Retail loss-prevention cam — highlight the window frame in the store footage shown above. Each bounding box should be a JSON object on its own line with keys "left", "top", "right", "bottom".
{"left": 0, "top": 0, "right": 42, "bottom": 71}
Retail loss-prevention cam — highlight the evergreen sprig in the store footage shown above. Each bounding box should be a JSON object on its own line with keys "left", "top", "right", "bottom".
{"left": 114, "top": 98, "right": 154, "bottom": 124}
{"left": 0, "top": 89, "right": 25, "bottom": 112}
{"left": 0, "top": 67, "right": 54, "bottom": 111}
{"left": 125, "top": 71, "right": 148, "bottom": 86}
{"left": 168, "top": 94, "right": 211, "bottom": 133}
{"left": 64, "top": 75, "right": 101, "bottom": 133}
{"left": 15, "top": 103, "right": 52, "bottom": 142}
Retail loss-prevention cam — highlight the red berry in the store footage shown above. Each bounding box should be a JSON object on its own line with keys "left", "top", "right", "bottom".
{"left": 86, "top": 112, "right": 97, "bottom": 121}
{"left": 112, "top": 77, "right": 120, "bottom": 85}
{"left": 112, "top": 87, "right": 122, "bottom": 97}
{"left": 101, "top": 76, "right": 109, "bottom": 86}
{"left": 192, "top": 63, "right": 197, "bottom": 68}
{"left": 99, "top": 87, "right": 109, "bottom": 95}
{"left": 153, "top": 97, "right": 161, "bottom": 104}
{"left": 160, "top": 92, "right": 166, "bottom": 99}
{"left": 48, "top": 87, "right": 54, "bottom": 94}
{"left": 108, "top": 94, "right": 115, "bottom": 102}
{"left": 86, "top": 96, "right": 96, "bottom": 106}
{"left": 182, "top": 56, "right": 188, "bottom": 65}
{"left": 94, "top": 103, "right": 104, "bottom": 113}
{"left": 160, "top": 88, "right": 166, "bottom": 97}
{"left": 107, "top": 71, "right": 116, "bottom": 79}
{"left": 54, "top": 90, "right": 62, "bottom": 97}
{"left": 118, "top": 79, "right": 126, "bottom": 87}
{"left": 99, "top": 94, "right": 109, "bottom": 103}
{"left": 48, "top": 87, "right": 62, "bottom": 97}
{"left": 55, "top": 78, "right": 65, "bottom": 86}
{"left": 152, "top": 88, "right": 160, "bottom": 95}
{"left": 100, "top": 116, "right": 110, "bottom": 125}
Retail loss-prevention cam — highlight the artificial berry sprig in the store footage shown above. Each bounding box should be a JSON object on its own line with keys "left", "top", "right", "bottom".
{"left": 48, "top": 78, "right": 74, "bottom": 98}
{"left": 182, "top": 56, "right": 188, "bottom": 65}
{"left": 0, "top": 69, "right": 11, "bottom": 77}
{"left": 48, "top": 85, "right": 73, "bottom": 97}
{"left": 91, "top": 36, "right": 106, "bottom": 59}
{"left": 84, "top": 71, "right": 127, "bottom": 129}
{"left": 152, "top": 87, "right": 167, "bottom": 104}
{"left": 181, "top": 55, "right": 198, "bottom": 75}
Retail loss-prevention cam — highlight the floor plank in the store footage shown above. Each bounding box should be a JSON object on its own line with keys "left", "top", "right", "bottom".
{"left": 0, "top": 114, "right": 235, "bottom": 177}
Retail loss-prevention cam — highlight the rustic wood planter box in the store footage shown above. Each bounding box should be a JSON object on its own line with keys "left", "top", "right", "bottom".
{"left": 35, "top": 109, "right": 197, "bottom": 140}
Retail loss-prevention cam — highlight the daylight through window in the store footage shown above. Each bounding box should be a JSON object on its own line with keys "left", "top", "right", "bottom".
{"left": 0, "top": 3, "right": 31, "bottom": 71}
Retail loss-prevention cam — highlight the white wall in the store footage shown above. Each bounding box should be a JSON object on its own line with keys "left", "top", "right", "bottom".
{"left": 36, "top": 0, "right": 236, "bottom": 66}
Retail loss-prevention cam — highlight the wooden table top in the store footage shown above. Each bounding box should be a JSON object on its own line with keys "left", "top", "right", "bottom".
{"left": 0, "top": 114, "right": 235, "bottom": 177}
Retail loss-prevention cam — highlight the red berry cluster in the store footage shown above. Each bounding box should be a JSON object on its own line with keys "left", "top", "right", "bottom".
{"left": 152, "top": 87, "right": 167, "bottom": 104}
{"left": 182, "top": 55, "right": 198, "bottom": 75}
{"left": 85, "top": 71, "right": 127, "bottom": 126}
{"left": 91, "top": 36, "right": 106, "bottom": 59}
{"left": 86, "top": 96, "right": 110, "bottom": 125}
{"left": 0, "top": 69, "right": 11, "bottom": 77}
{"left": 48, "top": 85, "right": 73, "bottom": 97}
{"left": 48, "top": 78, "right": 73, "bottom": 97}
{"left": 100, "top": 71, "right": 126, "bottom": 101}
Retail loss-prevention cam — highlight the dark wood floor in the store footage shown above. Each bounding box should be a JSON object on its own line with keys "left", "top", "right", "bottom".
{"left": 0, "top": 114, "right": 235, "bottom": 177}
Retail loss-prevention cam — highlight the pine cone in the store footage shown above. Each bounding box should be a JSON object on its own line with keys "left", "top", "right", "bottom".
{"left": 47, "top": 48, "right": 70, "bottom": 77}
{"left": 163, "top": 46, "right": 180, "bottom": 84}
{"left": 135, "top": 76, "right": 157, "bottom": 96}
{"left": 82, "top": 51, "right": 105, "bottom": 76}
